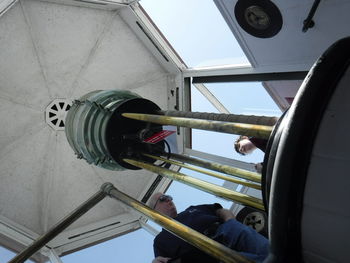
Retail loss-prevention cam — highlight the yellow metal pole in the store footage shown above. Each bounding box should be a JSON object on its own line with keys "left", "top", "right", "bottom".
{"left": 102, "top": 183, "right": 253, "bottom": 263}
{"left": 143, "top": 153, "right": 261, "bottom": 190}
{"left": 166, "top": 152, "right": 261, "bottom": 183}
{"left": 159, "top": 110, "right": 278, "bottom": 126}
{"left": 124, "top": 159, "right": 265, "bottom": 211}
{"left": 122, "top": 113, "right": 272, "bottom": 139}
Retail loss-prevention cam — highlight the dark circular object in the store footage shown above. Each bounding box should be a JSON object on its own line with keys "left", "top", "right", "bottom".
{"left": 234, "top": 0, "right": 282, "bottom": 38}
{"left": 267, "top": 37, "right": 350, "bottom": 262}
{"left": 106, "top": 98, "right": 164, "bottom": 170}
{"left": 236, "top": 207, "right": 268, "bottom": 238}
{"left": 65, "top": 90, "right": 164, "bottom": 170}
{"left": 261, "top": 109, "right": 288, "bottom": 210}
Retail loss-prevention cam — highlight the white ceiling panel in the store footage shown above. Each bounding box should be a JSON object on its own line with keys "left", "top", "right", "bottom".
{"left": 215, "top": 0, "right": 350, "bottom": 69}
{"left": 0, "top": 0, "right": 180, "bottom": 257}
{"left": 215, "top": 0, "right": 350, "bottom": 109}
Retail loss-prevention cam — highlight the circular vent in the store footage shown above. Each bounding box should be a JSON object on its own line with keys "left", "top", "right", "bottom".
{"left": 45, "top": 99, "right": 72, "bottom": 131}
{"left": 234, "top": 0, "right": 283, "bottom": 38}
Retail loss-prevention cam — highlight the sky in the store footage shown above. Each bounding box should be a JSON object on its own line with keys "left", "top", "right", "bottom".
{"left": 1, "top": 1, "right": 281, "bottom": 262}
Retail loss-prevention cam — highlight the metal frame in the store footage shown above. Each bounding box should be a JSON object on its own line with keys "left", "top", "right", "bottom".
{"left": 7, "top": 183, "right": 255, "bottom": 263}
{"left": 123, "top": 2, "right": 187, "bottom": 73}
{"left": 183, "top": 65, "right": 289, "bottom": 214}
{"left": 0, "top": 217, "right": 40, "bottom": 249}
{"left": 50, "top": 213, "right": 140, "bottom": 251}
{"left": 0, "top": 0, "right": 18, "bottom": 18}
{"left": 184, "top": 64, "right": 306, "bottom": 113}
{"left": 193, "top": 83, "right": 230, "bottom": 114}
{"left": 54, "top": 220, "right": 141, "bottom": 256}
{"left": 139, "top": 220, "right": 160, "bottom": 237}
{"left": 8, "top": 188, "right": 108, "bottom": 263}
{"left": 184, "top": 148, "right": 256, "bottom": 171}
{"left": 192, "top": 70, "right": 307, "bottom": 84}
{"left": 302, "top": 0, "right": 322, "bottom": 32}
{"left": 0, "top": 216, "right": 48, "bottom": 263}
{"left": 183, "top": 64, "right": 309, "bottom": 78}
{"left": 104, "top": 183, "right": 252, "bottom": 263}
{"left": 39, "top": 0, "right": 134, "bottom": 9}
{"left": 47, "top": 249, "right": 64, "bottom": 263}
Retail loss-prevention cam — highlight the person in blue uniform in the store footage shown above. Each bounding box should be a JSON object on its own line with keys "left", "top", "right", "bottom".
{"left": 150, "top": 193, "right": 269, "bottom": 263}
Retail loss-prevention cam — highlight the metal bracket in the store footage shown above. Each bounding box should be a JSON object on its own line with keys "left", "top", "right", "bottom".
{"left": 302, "top": 0, "right": 322, "bottom": 33}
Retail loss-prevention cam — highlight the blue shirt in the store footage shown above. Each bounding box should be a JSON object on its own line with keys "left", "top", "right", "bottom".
{"left": 153, "top": 204, "right": 269, "bottom": 262}
{"left": 154, "top": 204, "right": 222, "bottom": 262}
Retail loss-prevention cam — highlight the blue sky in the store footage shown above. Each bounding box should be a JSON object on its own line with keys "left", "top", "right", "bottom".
{"left": 1, "top": 1, "right": 281, "bottom": 262}
{"left": 142, "top": 0, "right": 248, "bottom": 67}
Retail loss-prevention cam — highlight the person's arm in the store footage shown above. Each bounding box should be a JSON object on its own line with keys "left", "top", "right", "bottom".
{"left": 152, "top": 256, "right": 171, "bottom": 263}
{"left": 216, "top": 208, "right": 235, "bottom": 222}
{"left": 208, "top": 203, "right": 234, "bottom": 221}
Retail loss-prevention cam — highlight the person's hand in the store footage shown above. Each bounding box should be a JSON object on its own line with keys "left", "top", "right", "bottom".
{"left": 152, "top": 256, "right": 171, "bottom": 263}
{"left": 255, "top": 163, "right": 263, "bottom": 173}
{"left": 216, "top": 208, "right": 235, "bottom": 222}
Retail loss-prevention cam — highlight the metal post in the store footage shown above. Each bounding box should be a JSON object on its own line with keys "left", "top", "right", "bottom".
{"left": 47, "top": 249, "right": 64, "bottom": 263}
{"left": 166, "top": 152, "right": 261, "bottom": 183}
{"left": 159, "top": 110, "right": 278, "bottom": 126}
{"left": 123, "top": 159, "right": 264, "bottom": 211}
{"left": 8, "top": 189, "right": 108, "bottom": 263}
{"left": 102, "top": 183, "right": 253, "bottom": 263}
{"left": 143, "top": 153, "right": 261, "bottom": 190}
{"left": 122, "top": 113, "right": 272, "bottom": 139}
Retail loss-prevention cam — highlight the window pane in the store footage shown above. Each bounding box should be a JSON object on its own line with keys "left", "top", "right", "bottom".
{"left": 0, "top": 246, "right": 34, "bottom": 263}
{"left": 191, "top": 82, "right": 282, "bottom": 163}
{"left": 141, "top": 0, "right": 249, "bottom": 67}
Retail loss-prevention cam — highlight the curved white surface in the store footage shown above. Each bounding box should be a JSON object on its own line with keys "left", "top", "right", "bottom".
{"left": 0, "top": 0, "right": 178, "bottom": 257}
{"left": 302, "top": 66, "right": 350, "bottom": 263}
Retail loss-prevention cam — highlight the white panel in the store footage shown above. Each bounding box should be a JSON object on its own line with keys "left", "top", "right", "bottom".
{"left": 72, "top": 13, "right": 166, "bottom": 99}
{"left": 46, "top": 132, "right": 125, "bottom": 232}
{"left": 54, "top": 220, "right": 140, "bottom": 255}
{"left": 263, "top": 80, "right": 303, "bottom": 110}
{"left": 0, "top": 0, "right": 175, "bottom": 254}
{"left": 21, "top": 0, "right": 116, "bottom": 99}
{"left": 0, "top": 1, "right": 50, "bottom": 109}
{"left": 131, "top": 75, "right": 169, "bottom": 110}
{"left": 49, "top": 212, "right": 139, "bottom": 248}
{"left": 215, "top": 0, "right": 350, "bottom": 68}
{"left": 302, "top": 66, "right": 350, "bottom": 262}
{"left": 0, "top": 127, "right": 51, "bottom": 234}
{"left": 0, "top": 98, "right": 43, "bottom": 154}
{"left": 302, "top": 204, "right": 349, "bottom": 263}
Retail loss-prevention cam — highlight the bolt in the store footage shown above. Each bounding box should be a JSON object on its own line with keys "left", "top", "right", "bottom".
{"left": 94, "top": 158, "right": 101, "bottom": 165}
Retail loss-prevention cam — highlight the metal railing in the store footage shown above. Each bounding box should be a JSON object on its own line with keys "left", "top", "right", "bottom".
{"left": 9, "top": 183, "right": 253, "bottom": 263}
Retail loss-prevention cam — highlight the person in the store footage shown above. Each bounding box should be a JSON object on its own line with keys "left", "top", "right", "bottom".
{"left": 150, "top": 193, "right": 269, "bottom": 263}
{"left": 234, "top": 136, "right": 268, "bottom": 155}
{"left": 234, "top": 136, "right": 268, "bottom": 173}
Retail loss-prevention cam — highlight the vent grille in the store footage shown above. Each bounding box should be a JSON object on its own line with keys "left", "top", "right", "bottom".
{"left": 45, "top": 99, "right": 72, "bottom": 131}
